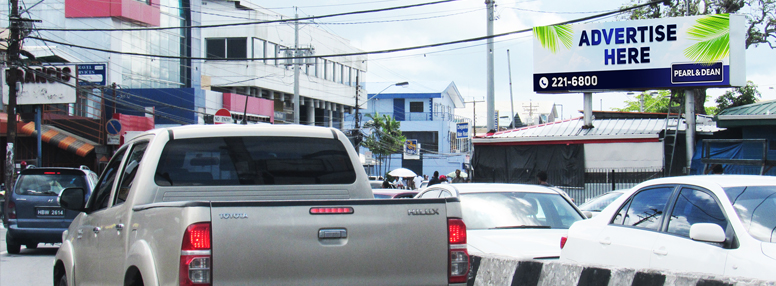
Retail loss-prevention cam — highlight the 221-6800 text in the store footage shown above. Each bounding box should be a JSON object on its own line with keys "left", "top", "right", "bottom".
{"left": 552, "top": 75, "right": 598, "bottom": 88}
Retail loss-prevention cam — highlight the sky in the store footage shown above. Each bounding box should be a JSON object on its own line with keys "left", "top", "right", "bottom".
{"left": 253, "top": 0, "right": 776, "bottom": 120}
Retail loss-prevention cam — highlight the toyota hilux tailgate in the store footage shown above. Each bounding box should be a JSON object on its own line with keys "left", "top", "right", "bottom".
{"left": 210, "top": 198, "right": 452, "bottom": 285}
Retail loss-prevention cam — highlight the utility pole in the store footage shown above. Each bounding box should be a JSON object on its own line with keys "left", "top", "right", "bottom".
{"left": 354, "top": 74, "right": 360, "bottom": 130}
{"left": 465, "top": 97, "right": 485, "bottom": 137}
{"left": 293, "top": 8, "right": 300, "bottom": 124}
{"left": 5, "top": 0, "right": 21, "bottom": 189}
{"left": 506, "top": 49, "right": 515, "bottom": 128}
{"left": 485, "top": 0, "right": 496, "bottom": 131}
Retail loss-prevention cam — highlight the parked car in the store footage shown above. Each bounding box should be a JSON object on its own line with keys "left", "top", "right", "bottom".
{"left": 416, "top": 183, "right": 586, "bottom": 259}
{"left": 560, "top": 175, "right": 776, "bottom": 280}
{"left": 4, "top": 166, "right": 98, "bottom": 254}
{"left": 577, "top": 190, "right": 626, "bottom": 217}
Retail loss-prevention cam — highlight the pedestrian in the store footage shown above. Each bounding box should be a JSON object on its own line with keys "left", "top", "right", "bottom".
{"left": 428, "top": 171, "right": 441, "bottom": 186}
{"left": 451, "top": 169, "right": 465, "bottom": 183}
{"left": 712, "top": 164, "right": 724, "bottom": 174}
{"left": 414, "top": 174, "right": 424, "bottom": 190}
{"left": 537, "top": 171, "right": 553, "bottom": 187}
{"left": 439, "top": 175, "right": 448, "bottom": 184}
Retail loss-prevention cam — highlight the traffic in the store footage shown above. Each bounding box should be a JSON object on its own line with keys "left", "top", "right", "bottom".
{"left": 3, "top": 133, "right": 774, "bottom": 285}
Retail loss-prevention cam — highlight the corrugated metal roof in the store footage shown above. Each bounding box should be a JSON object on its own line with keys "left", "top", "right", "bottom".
{"left": 474, "top": 115, "right": 723, "bottom": 142}
{"left": 717, "top": 99, "right": 776, "bottom": 116}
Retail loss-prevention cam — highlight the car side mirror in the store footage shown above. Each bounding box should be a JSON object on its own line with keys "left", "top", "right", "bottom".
{"left": 582, "top": 211, "right": 594, "bottom": 219}
{"left": 59, "top": 187, "right": 86, "bottom": 212}
{"left": 689, "top": 223, "right": 726, "bottom": 243}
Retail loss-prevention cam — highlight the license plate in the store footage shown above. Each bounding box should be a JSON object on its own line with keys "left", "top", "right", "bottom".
{"left": 36, "top": 207, "right": 65, "bottom": 217}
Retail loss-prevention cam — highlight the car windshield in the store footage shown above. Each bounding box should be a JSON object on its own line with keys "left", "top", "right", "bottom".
{"left": 579, "top": 192, "right": 624, "bottom": 212}
{"left": 460, "top": 192, "right": 584, "bottom": 230}
{"left": 725, "top": 186, "right": 776, "bottom": 243}
{"left": 16, "top": 173, "right": 87, "bottom": 196}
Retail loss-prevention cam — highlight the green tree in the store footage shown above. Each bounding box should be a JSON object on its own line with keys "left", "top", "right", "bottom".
{"left": 614, "top": 90, "right": 672, "bottom": 113}
{"left": 621, "top": 0, "right": 774, "bottom": 114}
{"left": 615, "top": 90, "right": 718, "bottom": 114}
{"left": 715, "top": 81, "right": 761, "bottom": 113}
{"left": 362, "top": 113, "right": 406, "bottom": 176}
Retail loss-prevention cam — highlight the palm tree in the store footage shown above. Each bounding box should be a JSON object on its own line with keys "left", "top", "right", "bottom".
{"left": 362, "top": 113, "right": 405, "bottom": 176}
{"left": 533, "top": 24, "right": 574, "bottom": 54}
{"left": 684, "top": 14, "right": 730, "bottom": 64}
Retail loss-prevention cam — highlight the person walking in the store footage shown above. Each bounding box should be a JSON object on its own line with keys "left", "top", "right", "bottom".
{"left": 537, "top": 171, "right": 553, "bottom": 187}
{"left": 414, "top": 174, "right": 424, "bottom": 189}
{"left": 451, "top": 169, "right": 466, "bottom": 183}
{"left": 428, "top": 171, "right": 441, "bottom": 186}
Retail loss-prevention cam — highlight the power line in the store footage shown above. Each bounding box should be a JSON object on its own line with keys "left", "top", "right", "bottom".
{"left": 27, "top": 0, "right": 665, "bottom": 62}
{"left": 33, "top": 0, "right": 460, "bottom": 32}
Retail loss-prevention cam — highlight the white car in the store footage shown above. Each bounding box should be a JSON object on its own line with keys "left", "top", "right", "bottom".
{"left": 560, "top": 175, "right": 776, "bottom": 280}
{"left": 416, "top": 183, "right": 585, "bottom": 259}
{"left": 577, "top": 190, "right": 626, "bottom": 217}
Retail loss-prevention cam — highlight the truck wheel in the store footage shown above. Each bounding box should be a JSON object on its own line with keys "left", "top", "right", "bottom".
{"left": 57, "top": 273, "right": 68, "bottom": 286}
{"left": 26, "top": 243, "right": 38, "bottom": 249}
{"left": 7, "top": 241, "right": 20, "bottom": 254}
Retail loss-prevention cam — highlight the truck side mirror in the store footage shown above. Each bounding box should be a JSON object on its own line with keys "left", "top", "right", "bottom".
{"left": 59, "top": 187, "right": 86, "bottom": 212}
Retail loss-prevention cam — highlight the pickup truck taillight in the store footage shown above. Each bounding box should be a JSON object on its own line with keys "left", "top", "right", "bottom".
{"left": 7, "top": 200, "right": 16, "bottom": 219}
{"left": 448, "top": 218, "right": 469, "bottom": 283}
{"left": 180, "top": 222, "right": 211, "bottom": 286}
{"left": 560, "top": 236, "right": 568, "bottom": 249}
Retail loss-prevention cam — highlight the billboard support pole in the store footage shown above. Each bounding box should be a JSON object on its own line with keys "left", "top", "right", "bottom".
{"left": 583, "top": 92, "right": 593, "bottom": 128}
{"left": 685, "top": 89, "right": 695, "bottom": 174}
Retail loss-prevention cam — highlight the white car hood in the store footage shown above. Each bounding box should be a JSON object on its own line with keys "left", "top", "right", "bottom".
{"left": 467, "top": 229, "right": 568, "bottom": 259}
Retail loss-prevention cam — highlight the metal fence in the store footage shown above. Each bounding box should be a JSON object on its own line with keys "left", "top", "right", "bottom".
{"left": 554, "top": 168, "right": 664, "bottom": 204}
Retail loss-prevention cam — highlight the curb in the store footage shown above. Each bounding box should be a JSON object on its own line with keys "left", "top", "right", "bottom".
{"left": 467, "top": 255, "right": 776, "bottom": 286}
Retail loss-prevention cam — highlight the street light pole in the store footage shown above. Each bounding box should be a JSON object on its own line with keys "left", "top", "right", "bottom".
{"left": 355, "top": 81, "right": 409, "bottom": 129}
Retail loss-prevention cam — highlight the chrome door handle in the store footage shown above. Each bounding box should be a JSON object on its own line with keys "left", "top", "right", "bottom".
{"left": 93, "top": 227, "right": 100, "bottom": 234}
{"left": 116, "top": 224, "right": 124, "bottom": 231}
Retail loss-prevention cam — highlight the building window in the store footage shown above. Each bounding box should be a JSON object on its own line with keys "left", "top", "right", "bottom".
{"left": 409, "top": 102, "right": 423, "bottom": 112}
{"left": 323, "top": 59, "right": 329, "bottom": 80}
{"left": 252, "top": 38, "right": 265, "bottom": 61}
{"left": 206, "top": 38, "right": 247, "bottom": 59}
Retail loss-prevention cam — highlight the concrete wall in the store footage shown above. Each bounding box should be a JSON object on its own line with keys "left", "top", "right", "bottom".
{"left": 467, "top": 254, "right": 774, "bottom": 286}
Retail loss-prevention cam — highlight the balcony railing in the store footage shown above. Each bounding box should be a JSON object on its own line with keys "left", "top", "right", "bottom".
{"left": 362, "top": 112, "right": 471, "bottom": 123}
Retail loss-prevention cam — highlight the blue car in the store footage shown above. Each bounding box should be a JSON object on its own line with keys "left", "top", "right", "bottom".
{"left": 3, "top": 166, "right": 98, "bottom": 254}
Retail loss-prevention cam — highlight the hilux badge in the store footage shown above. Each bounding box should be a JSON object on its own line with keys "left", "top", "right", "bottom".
{"left": 219, "top": 213, "right": 248, "bottom": 219}
{"left": 408, "top": 209, "right": 440, "bottom": 216}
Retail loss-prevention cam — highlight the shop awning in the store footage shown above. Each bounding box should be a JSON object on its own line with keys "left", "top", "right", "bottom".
{"left": 20, "top": 122, "right": 96, "bottom": 157}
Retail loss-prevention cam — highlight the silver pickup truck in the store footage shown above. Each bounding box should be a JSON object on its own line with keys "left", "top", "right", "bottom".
{"left": 53, "top": 124, "right": 468, "bottom": 286}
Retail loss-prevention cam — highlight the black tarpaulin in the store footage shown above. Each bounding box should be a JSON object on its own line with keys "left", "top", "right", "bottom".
{"left": 471, "top": 144, "right": 584, "bottom": 188}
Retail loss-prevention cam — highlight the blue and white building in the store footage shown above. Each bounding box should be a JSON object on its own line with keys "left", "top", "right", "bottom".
{"left": 347, "top": 81, "right": 471, "bottom": 178}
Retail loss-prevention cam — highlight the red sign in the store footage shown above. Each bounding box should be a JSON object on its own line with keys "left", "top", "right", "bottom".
{"left": 214, "top": 108, "right": 232, "bottom": 124}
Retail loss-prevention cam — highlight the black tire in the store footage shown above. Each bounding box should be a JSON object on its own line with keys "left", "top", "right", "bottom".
{"left": 7, "top": 240, "right": 21, "bottom": 254}
{"left": 57, "top": 273, "right": 67, "bottom": 286}
{"left": 25, "top": 243, "right": 38, "bottom": 249}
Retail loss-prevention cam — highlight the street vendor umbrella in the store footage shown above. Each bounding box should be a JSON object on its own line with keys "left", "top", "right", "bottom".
{"left": 389, "top": 168, "right": 417, "bottom": 177}
{"left": 447, "top": 170, "right": 468, "bottom": 178}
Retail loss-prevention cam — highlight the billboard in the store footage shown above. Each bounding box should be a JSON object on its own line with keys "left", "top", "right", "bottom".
{"left": 533, "top": 14, "right": 745, "bottom": 93}
{"left": 3, "top": 65, "right": 77, "bottom": 105}
{"left": 404, "top": 139, "right": 419, "bottom": 160}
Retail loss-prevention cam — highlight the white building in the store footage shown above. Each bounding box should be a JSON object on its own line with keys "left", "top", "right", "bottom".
{"left": 200, "top": 0, "right": 367, "bottom": 127}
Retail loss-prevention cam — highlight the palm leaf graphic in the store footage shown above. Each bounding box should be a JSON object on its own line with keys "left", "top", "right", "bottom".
{"left": 533, "top": 24, "right": 573, "bottom": 54}
{"left": 684, "top": 14, "right": 730, "bottom": 64}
